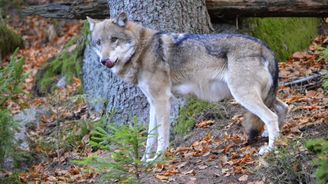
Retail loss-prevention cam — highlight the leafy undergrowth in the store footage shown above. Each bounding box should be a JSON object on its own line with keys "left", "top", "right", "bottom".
{"left": 2, "top": 15, "right": 82, "bottom": 114}
{"left": 1, "top": 14, "right": 328, "bottom": 184}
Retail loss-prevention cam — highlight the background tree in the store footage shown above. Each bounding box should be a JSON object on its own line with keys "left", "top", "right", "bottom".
{"left": 83, "top": 0, "right": 213, "bottom": 124}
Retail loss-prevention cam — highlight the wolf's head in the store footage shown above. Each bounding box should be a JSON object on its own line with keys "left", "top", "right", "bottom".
{"left": 87, "top": 12, "right": 137, "bottom": 74}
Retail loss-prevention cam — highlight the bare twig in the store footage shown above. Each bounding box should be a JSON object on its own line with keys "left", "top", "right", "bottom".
{"left": 281, "top": 71, "right": 327, "bottom": 90}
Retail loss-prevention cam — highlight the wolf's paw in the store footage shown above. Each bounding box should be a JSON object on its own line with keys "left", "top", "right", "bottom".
{"left": 142, "top": 152, "right": 164, "bottom": 164}
{"left": 258, "top": 145, "right": 274, "bottom": 155}
{"left": 141, "top": 154, "right": 148, "bottom": 163}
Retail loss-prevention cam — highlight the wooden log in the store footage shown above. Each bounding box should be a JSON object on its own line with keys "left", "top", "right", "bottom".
{"left": 22, "top": 0, "right": 109, "bottom": 19}
{"left": 207, "top": 0, "right": 328, "bottom": 21}
{"left": 22, "top": 0, "right": 328, "bottom": 20}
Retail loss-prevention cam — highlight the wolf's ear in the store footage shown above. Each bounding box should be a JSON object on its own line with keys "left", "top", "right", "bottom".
{"left": 86, "top": 16, "right": 96, "bottom": 32}
{"left": 114, "top": 12, "right": 128, "bottom": 27}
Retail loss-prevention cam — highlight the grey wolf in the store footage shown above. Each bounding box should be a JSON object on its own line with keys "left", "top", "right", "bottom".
{"left": 87, "top": 12, "right": 288, "bottom": 162}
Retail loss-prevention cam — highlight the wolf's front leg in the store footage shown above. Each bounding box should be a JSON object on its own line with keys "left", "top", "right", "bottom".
{"left": 146, "top": 97, "right": 170, "bottom": 162}
{"left": 142, "top": 104, "right": 158, "bottom": 162}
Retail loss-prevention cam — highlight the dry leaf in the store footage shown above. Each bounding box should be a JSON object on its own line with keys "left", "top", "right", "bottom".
{"left": 163, "top": 167, "right": 178, "bottom": 176}
{"left": 155, "top": 174, "right": 169, "bottom": 181}
{"left": 238, "top": 174, "right": 248, "bottom": 181}
{"left": 197, "top": 165, "right": 208, "bottom": 170}
{"left": 196, "top": 120, "right": 215, "bottom": 128}
{"left": 247, "top": 181, "right": 264, "bottom": 184}
{"left": 176, "top": 147, "right": 191, "bottom": 152}
{"left": 177, "top": 162, "right": 188, "bottom": 169}
{"left": 183, "top": 169, "right": 196, "bottom": 175}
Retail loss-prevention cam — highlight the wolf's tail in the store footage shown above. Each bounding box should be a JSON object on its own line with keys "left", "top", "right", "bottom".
{"left": 243, "top": 55, "right": 279, "bottom": 143}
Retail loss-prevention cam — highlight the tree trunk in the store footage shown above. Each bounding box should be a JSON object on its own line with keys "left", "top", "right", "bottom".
{"left": 83, "top": 0, "right": 213, "bottom": 125}
{"left": 22, "top": 0, "right": 328, "bottom": 21}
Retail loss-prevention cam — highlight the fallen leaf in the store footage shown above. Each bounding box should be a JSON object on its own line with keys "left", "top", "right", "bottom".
{"left": 247, "top": 181, "right": 264, "bottom": 184}
{"left": 155, "top": 174, "right": 169, "bottom": 181}
{"left": 196, "top": 120, "right": 215, "bottom": 128}
{"left": 153, "top": 163, "right": 166, "bottom": 173}
{"left": 163, "top": 167, "right": 178, "bottom": 176}
{"left": 239, "top": 174, "right": 248, "bottom": 182}
{"left": 292, "top": 52, "right": 307, "bottom": 60}
{"left": 183, "top": 169, "right": 196, "bottom": 175}
{"left": 197, "top": 165, "right": 208, "bottom": 170}
{"left": 177, "top": 162, "right": 188, "bottom": 169}
{"left": 176, "top": 147, "right": 191, "bottom": 153}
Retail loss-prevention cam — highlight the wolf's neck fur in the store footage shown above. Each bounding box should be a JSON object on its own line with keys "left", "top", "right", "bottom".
{"left": 117, "top": 22, "right": 158, "bottom": 84}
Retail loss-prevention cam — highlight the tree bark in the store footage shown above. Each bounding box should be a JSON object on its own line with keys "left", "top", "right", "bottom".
{"left": 22, "top": 0, "right": 328, "bottom": 21}
{"left": 83, "top": 0, "right": 213, "bottom": 125}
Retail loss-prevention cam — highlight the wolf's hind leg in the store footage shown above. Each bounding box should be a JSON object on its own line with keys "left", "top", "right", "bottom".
{"left": 227, "top": 84, "right": 279, "bottom": 155}
{"left": 235, "top": 93, "right": 279, "bottom": 154}
{"left": 243, "top": 112, "right": 264, "bottom": 143}
{"left": 251, "top": 98, "right": 288, "bottom": 139}
{"left": 274, "top": 97, "right": 288, "bottom": 128}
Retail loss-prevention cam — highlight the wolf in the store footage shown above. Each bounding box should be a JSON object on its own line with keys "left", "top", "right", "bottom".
{"left": 87, "top": 12, "right": 288, "bottom": 162}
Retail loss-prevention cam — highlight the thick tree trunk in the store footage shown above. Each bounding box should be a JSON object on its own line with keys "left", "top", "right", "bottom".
{"left": 83, "top": 0, "right": 213, "bottom": 124}
{"left": 22, "top": 0, "right": 328, "bottom": 21}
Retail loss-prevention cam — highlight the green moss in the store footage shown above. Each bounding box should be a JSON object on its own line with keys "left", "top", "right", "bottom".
{"left": 245, "top": 18, "right": 320, "bottom": 61}
{"left": 35, "top": 21, "right": 90, "bottom": 95}
{"left": 0, "top": 18, "right": 23, "bottom": 58}
{"left": 174, "top": 98, "right": 226, "bottom": 135}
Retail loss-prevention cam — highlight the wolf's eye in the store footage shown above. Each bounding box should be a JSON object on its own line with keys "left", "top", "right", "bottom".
{"left": 96, "top": 39, "right": 101, "bottom": 46}
{"left": 111, "top": 37, "right": 118, "bottom": 43}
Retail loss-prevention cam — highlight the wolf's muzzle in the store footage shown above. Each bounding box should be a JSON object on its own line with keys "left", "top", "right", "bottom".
{"left": 101, "top": 58, "right": 117, "bottom": 68}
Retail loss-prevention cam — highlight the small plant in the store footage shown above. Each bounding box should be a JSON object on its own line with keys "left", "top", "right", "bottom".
{"left": 323, "top": 72, "right": 328, "bottom": 91}
{"left": 0, "top": 14, "right": 23, "bottom": 58}
{"left": 0, "top": 49, "right": 27, "bottom": 168}
{"left": 35, "top": 21, "right": 90, "bottom": 95}
{"left": 256, "top": 141, "right": 314, "bottom": 184}
{"left": 74, "top": 115, "right": 146, "bottom": 183}
{"left": 306, "top": 139, "right": 328, "bottom": 184}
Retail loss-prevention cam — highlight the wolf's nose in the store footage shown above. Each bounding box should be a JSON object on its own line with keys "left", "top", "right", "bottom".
{"left": 101, "top": 60, "right": 106, "bottom": 65}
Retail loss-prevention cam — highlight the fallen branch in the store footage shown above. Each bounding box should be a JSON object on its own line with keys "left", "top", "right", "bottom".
{"left": 22, "top": 0, "right": 108, "bottom": 19}
{"left": 282, "top": 71, "right": 327, "bottom": 88}
{"left": 22, "top": 0, "right": 328, "bottom": 20}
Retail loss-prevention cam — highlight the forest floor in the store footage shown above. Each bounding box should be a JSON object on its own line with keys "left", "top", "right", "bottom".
{"left": 1, "top": 15, "right": 328, "bottom": 184}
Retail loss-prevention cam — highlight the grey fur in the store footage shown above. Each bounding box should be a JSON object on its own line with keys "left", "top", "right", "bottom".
{"left": 87, "top": 15, "right": 288, "bottom": 161}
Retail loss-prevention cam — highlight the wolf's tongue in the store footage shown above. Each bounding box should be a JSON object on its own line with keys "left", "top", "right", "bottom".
{"left": 104, "top": 59, "right": 115, "bottom": 68}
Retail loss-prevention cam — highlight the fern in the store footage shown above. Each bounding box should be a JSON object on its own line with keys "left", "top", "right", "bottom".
{"left": 74, "top": 116, "right": 146, "bottom": 183}
{"left": 0, "top": 49, "right": 27, "bottom": 168}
